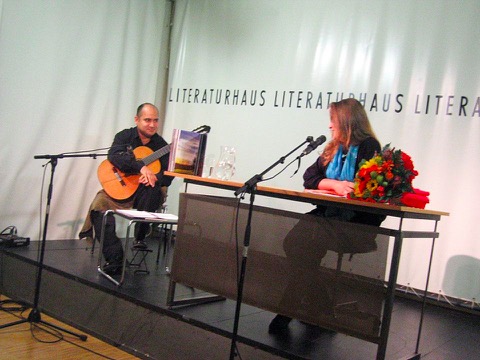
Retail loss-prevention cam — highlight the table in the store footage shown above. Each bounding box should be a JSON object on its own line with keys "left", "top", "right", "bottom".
{"left": 165, "top": 172, "right": 448, "bottom": 360}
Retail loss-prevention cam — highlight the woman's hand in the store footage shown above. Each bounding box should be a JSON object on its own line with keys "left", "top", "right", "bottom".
{"left": 318, "top": 179, "right": 354, "bottom": 196}
{"left": 333, "top": 180, "right": 354, "bottom": 196}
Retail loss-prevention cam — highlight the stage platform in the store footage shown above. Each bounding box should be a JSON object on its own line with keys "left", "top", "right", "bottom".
{"left": 1, "top": 237, "right": 479, "bottom": 360}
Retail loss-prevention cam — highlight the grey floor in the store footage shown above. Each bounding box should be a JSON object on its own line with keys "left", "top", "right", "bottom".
{"left": 1, "top": 238, "right": 479, "bottom": 360}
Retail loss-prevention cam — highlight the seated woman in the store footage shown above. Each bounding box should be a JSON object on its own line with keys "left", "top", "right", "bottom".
{"left": 269, "top": 98, "right": 385, "bottom": 334}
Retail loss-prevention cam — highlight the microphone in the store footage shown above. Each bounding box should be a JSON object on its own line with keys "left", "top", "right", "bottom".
{"left": 192, "top": 125, "right": 211, "bottom": 134}
{"left": 300, "top": 135, "right": 326, "bottom": 157}
{"left": 34, "top": 154, "right": 65, "bottom": 159}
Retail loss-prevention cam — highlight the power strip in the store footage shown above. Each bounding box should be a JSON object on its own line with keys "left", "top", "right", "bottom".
{"left": 0, "top": 234, "right": 30, "bottom": 247}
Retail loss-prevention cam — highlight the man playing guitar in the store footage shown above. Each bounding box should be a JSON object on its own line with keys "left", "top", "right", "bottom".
{"left": 79, "top": 103, "right": 173, "bottom": 276}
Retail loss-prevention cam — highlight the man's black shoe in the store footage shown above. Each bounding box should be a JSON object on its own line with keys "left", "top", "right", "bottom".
{"left": 102, "top": 262, "right": 122, "bottom": 276}
{"left": 133, "top": 240, "right": 148, "bottom": 249}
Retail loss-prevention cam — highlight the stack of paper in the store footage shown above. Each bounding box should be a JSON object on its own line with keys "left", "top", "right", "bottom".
{"left": 115, "top": 209, "right": 178, "bottom": 221}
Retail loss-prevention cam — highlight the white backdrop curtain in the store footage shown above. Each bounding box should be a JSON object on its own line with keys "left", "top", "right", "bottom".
{"left": 163, "top": 0, "right": 480, "bottom": 302}
{"left": 1, "top": 0, "right": 479, "bottom": 303}
{"left": 0, "top": 0, "right": 171, "bottom": 238}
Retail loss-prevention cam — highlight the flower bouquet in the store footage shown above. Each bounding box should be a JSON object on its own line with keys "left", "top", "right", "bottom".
{"left": 348, "top": 144, "right": 429, "bottom": 208}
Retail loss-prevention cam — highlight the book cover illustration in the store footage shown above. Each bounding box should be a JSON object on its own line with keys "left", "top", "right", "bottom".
{"left": 168, "top": 129, "right": 207, "bottom": 176}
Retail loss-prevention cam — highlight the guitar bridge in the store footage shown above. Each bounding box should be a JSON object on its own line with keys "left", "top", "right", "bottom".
{"left": 112, "top": 167, "right": 126, "bottom": 187}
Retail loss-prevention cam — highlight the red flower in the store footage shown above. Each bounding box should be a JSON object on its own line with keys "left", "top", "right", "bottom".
{"left": 400, "top": 191, "right": 429, "bottom": 209}
{"left": 401, "top": 152, "right": 414, "bottom": 171}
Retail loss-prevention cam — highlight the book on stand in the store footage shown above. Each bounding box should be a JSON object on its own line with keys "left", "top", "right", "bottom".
{"left": 168, "top": 129, "right": 208, "bottom": 176}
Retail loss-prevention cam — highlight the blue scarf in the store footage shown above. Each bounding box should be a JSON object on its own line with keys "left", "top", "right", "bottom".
{"left": 325, "top": 145, "right": 359, "bottom": 181}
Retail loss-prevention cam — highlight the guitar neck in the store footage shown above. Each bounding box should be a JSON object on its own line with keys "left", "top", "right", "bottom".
{"left": 141, "top": 144, "right": 171, "bottom": 166}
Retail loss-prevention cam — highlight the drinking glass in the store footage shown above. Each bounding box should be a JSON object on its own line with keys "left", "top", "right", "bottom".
{"left": 215, "top": 146, "right": 236, "bottom": 180}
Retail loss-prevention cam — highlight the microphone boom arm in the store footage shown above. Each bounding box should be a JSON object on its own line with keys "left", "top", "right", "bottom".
{"left": 33, "top": 153, "right": 107, "bottom": 160}
{"left": 234, "top": 136, "right": 313, "bottom": 196}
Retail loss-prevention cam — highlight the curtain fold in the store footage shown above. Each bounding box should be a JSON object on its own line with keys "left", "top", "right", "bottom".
{"left": 163, "top": 0, "right": 480, "bottom": 302}
{"left": 0, "top": 0, "right": 170, "bottom": 240}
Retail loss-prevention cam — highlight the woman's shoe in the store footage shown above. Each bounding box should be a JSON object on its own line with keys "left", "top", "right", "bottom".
{"left": 268, "top": 314, "right": 292, "bottom": 334}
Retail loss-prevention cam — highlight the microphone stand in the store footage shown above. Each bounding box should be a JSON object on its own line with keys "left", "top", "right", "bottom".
{"left": 229, "top": 137, "right": 312, "bottom": 360}
{"left": 0, "top": 152, "right": 105, "bottom": 339}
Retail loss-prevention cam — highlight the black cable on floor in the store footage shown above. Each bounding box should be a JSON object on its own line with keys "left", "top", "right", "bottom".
{"left": 0, "top": 298, "right": 118, "bottom": 359}
{"left": 0, "top": 299, "right": 29, "bottom": 313}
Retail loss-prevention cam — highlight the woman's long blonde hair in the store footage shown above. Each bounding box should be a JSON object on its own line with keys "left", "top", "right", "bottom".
{"left": 322, "top": 98, "right": 378, "bottom": 166}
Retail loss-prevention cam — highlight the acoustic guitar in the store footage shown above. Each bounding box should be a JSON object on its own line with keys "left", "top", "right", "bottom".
{"left": 97, "top": 125, "right": 210, "bottom": 200}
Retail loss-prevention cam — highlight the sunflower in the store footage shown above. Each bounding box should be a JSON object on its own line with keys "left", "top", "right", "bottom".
{"left": 366, "top": 179, "right": 378, "bottom": 192}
